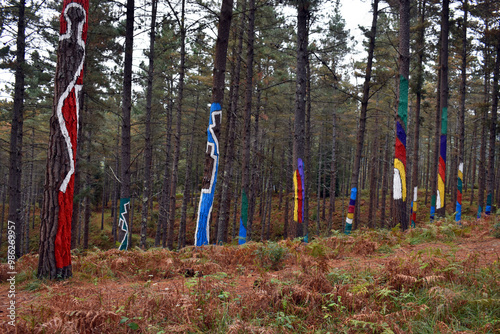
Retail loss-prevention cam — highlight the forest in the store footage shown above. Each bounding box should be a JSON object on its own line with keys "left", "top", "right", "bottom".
{"left": 0, "top": 0, "right": 498, "bottom": 262}
{"left": 0, "top": 0, "right": 499, "bottom": 332}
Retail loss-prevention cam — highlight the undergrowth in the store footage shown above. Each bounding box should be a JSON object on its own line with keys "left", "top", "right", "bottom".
{"left": 1, "top": 218, "right": 499, "bottom": 333}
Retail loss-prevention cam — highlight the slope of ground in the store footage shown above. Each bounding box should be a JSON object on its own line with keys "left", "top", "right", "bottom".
{"left": 0, "top": 218, "right": 499, "bottom": 333}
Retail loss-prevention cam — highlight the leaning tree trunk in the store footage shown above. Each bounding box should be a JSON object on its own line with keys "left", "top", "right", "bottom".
{"left": 345, "top": 0, "right": 379, "bottom": 234}
{"left": 8, "top": 0, "right": 26, "bottom": 259}
{"left": 194, "top": 0, "right": 233, "bottom": 246}
{"left": 118, "top": 0, "right": 134, "bottom": 250}
{"left": 38, "top": 0, "right": 88, "bottom": 279}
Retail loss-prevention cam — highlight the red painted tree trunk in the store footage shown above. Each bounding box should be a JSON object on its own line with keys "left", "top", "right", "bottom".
{"left": 38, "top": 0, "right": 88, "bottom": 279}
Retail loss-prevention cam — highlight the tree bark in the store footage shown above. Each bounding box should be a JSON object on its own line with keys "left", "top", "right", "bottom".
{"left": 436, "top": 0, "right": 450, "bottom": 218}
{"left": 238, "top": 0, "right": 255, "bottom": 244}
{"left": 38, "top": 0, "right": 88, "bottom": 279}
{"left": 194, "top": 0, "right": 233, "bottom": 246}
{"left": 217, "top": 0, "right": 246, "bottom": 244}
{"left": 346, "top": 0, "right": 379, "bottom": 234}
{"left": 293, "top": 0, "right": 309, "bottom": 238}
{"left": 393, "top": 0, "right": 410, "bottom": 230}
{"left": 118, "top": 0, "right": 134, "bottom": 250}
{"left": 140, "top": 0, "right": 157, "bottom": 249}
{"left": 411, "top": 0, "right": 426, "bottom": 227}
{"left": 8, "top": 0, "right": 26, "bottom": 259}
{"left": 328, "top": 110, "right": 337, "bottom": 234}
{"left": 486, "top": 36, "right": 499, "bottom": 215}
{"left": 167, "top": 0, "right": 186, "bottom": 249}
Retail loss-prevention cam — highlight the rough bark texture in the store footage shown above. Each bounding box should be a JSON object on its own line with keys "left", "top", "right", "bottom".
{"left": 38, "top": 0, "right": 88, "bottom": 279}
{"left": 9, "top": 0, "right": 25, "bottom": 259}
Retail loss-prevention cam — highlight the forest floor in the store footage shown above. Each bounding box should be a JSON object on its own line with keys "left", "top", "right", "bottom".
{"left": 0, "top": 217, "right": 499, "bottom": 333}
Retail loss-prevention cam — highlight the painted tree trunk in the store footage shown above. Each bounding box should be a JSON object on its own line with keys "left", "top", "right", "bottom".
{"left": 119, "top": 0, "right": 134, "bottom": 250}
{"left": 411, "top": 0, "right": 426, "bottom": 228}
{"left": 456, "top": 0, "right": 467, "bottom": 223}
{"left": 195, "top": 103, "right": 222, "bottom": 246}
{"left": 436, "top": 0, "right": 449, "bottom": 218}
{"left": 346, "top": 0, "right": 378, "bottom": 234}
{"left": 38, "top": 0, "right": 88, "bottom": 279}
{"left": 294, "top": 0, "right": 308, "bottom": 238}
{"left": 394, "top": 0, "right": 410, "bottom": 231}
{"left": 294, "top": 158, "right": 305, "bottom": 236}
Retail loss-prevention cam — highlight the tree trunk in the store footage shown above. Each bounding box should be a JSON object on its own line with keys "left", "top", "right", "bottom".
{"left": 486, "top": 37, "right": 499, "bottom": 215}
{"left": 83, "top": 126, "right": 91, "bottom": 250}
{"left": 436, "top": 0, "right": 450, "bottom": 218}
{"left": 238, "top": 0, "right": 255, "bottom": 245}
{"left": 167, "top": 0, "right": 186, "bottom": 249}
{"left": 8, "top": 0, "right": 26, "bottom": 259}
{"left": 38, "top": 0, "right": 88, "bottom": 279}
{"left": 0, "top": 177, "right": 7, "bottom": 249}
{"left": 293, "top": 0, "right": 309, "bottom": 238}
{"left": 217, "top": 0, "right": 246, "bottom": 245}
{"left": 430, "top": 48, "right": 442, "bottom": 222}
{"left": 118, "top": 0, "right": 134, "bottom": 250}
{"left": 328, "top": 110, "right": 337, "bottom": 234}
{"left": 368, "top": 112, "right": 379, "bottom": 228}
{"left": 157, "top": 79, "right": 173, "bottom": 247}
{"left": 478, "top": 30, "right": 491, "bottom": 218}
{"left": 194, "top": 0, "right": 233, "bottom": 246}
{"left": 456, "top": 0, "right": 467, "bottom": 222}
{"left": 316, "top": 138, "right": 322, "bottom": 235}
{"left": 140, "top": 0, "right": 157, "bottom": 249}
{"left": 393, "top": 0, "right": 410, "bottom": 230}
{"left": 411, "top": 0, "right": 426, "bottom": 227}
{"left": 178, "top": 95, "right": 200, "bottom": 249}
{"left": 346, "top": 0, "right": 379, "bottom": 234}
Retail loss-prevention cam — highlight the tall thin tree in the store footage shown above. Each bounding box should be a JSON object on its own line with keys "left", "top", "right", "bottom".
{"left": 393, "top": 0, "right": 410, "bottom": 230}
{"left": 118, "top": 0, "right": 134, "bottom": 250}
{"left": 436, "top": 0, "right": 450, "bottom": 218}
{"left": 345, "top": 0, "right": 379, "bottom": 234}
{"left": 140, "top": 0, "right": 157, "bottom": 249}
{"left": 8, "top": 0, "right": 26, "bottom": 259}
{"left": 194, "top": 0, "right": 233, "bottom": 246}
